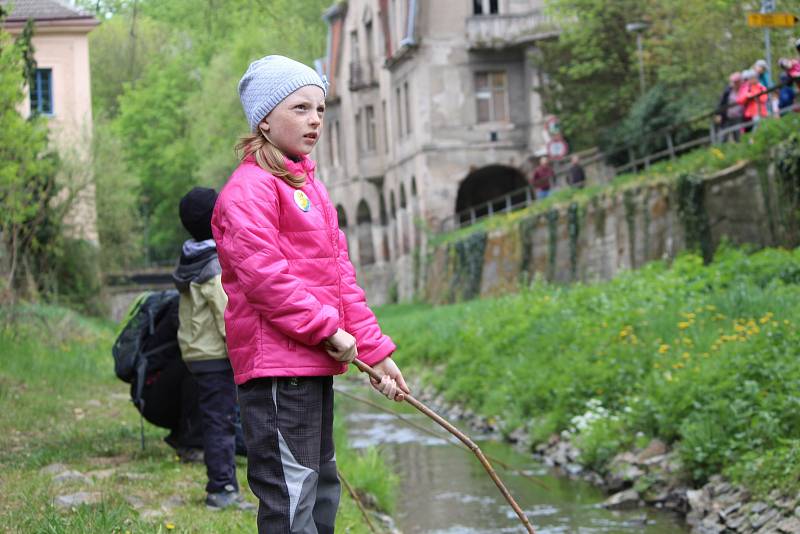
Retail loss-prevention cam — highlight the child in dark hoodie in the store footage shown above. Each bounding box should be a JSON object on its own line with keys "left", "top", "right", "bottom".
{"left": 173, "top": 187, "right": 254, "bottom": 511}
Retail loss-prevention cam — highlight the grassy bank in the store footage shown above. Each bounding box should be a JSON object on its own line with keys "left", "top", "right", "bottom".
{"left": 376, "top": 245, "right": 800, "bottom": 496}
{"left": 0, "top": 305, "right": 394, "bottom": 533}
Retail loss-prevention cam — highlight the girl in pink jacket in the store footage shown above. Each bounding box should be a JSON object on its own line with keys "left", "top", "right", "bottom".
{"left": 212, "top": 55, "right": 409, "bottom": 533}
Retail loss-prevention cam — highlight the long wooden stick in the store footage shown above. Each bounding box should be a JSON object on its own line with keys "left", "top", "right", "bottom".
{"left": 352, "top": 358, "right": 536, "bottom": 534}
{"left": 334, "top": 386, "right": 551, "bottom": 491}
{"left": 338, "top": 468, "right": 380, "bottom": 534}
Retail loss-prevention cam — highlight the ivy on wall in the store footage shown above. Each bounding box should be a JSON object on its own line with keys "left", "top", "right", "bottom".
{"left": 623, "top": 189, "right": 637, "bottom": 268}
{"left": 755, "top": 161, "right": 777, "bottom": 246}
{"left": 518, "top": 215, "right": 538, "bottom": 286}
{"left": 676, "top": 173, "right": 713, "bottom": 264}
{"left": 642, "top": 190, "right": 652, "bottom": 260}
{"left": 567, "top": 203, "right": 581, "bottom": 280}
{"left": 775, "top": 134, "right": 800, "bottom": 248}
{"left": 448, "top": 231, "right": 487, "bottom": 301}
{"left": 547, "top": 209, "right": 559, "bottom": 280}
{"left": 592, "top": 196, "right": 606, "bottom": 238}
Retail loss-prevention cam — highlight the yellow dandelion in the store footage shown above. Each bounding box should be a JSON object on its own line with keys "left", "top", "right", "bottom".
{"left": 734, "top": 324, "right": 746, "bottom": 333}
{"left": 166, "top": 523, "right": 176, "bottom": 531}
{"left": 658, "top": 344, "right": 670, "bottom": 354}
{"left": 678, "top": 322, "right": 691, "bottom": 329}
{"left": 711, "top": 147, "right": 725, "bottom": 160}
{"left": 682, "top": 352, "right": 691, "bottom": 360}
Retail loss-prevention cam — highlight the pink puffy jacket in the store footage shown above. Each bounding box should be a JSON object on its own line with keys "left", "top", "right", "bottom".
{"left": 211, "top": 154, "right": 396, "bottom": 384}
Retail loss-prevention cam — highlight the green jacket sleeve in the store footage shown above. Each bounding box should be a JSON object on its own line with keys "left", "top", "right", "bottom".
{"left": 201, "top": 274, "right": 228, "bottom": 341}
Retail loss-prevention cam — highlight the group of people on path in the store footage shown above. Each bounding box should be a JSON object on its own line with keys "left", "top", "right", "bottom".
{"left": 715, "top": 38, "right": 800, "bottom": 137}
{"left": 155, "top": 55, "right": 407, "bottom": 533}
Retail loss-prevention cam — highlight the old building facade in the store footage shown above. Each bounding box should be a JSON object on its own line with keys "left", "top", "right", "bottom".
{"left": 2, "top": 0, "right": 99, "bottom": 242}
{"left": 316, "top": 0, "right": 557, "bottom": 304}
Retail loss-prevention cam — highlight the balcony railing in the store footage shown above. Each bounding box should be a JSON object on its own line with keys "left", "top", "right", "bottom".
{"left": 466, "top": 10, "right": 559, "bottom": 49}
{"left": 349, "top": 59, "right": 377, "bottom": 91}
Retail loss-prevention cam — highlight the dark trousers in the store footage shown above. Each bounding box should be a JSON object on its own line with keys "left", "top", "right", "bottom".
{"left": 238, "top": 376, "right": 340, "bottom": 534}
{"left": 193, "top": 368, "right": 238, "bottom": 493}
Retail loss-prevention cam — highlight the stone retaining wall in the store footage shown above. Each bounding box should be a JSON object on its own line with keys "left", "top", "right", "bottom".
{"left": 424, "top": 160, "right": 795, "bottom": 305}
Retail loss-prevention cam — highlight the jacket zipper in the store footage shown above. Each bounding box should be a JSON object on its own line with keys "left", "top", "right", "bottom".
{"left": 309, "top": 178, "right": 344, "bottom": 325}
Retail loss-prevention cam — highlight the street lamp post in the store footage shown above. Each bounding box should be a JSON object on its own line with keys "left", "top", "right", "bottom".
{"left": 626, "top": 21, "right": 649, "bottom": 97}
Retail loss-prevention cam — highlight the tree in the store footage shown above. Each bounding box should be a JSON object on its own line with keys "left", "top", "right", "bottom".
{"left": 90, "top": 0, "right": 331, "bottom": 264}
{"left": 540, "top": 0, "right": 644, "bottom": 149}
{"left": 0, "top": 20, "right": 59, "bottom": 299}
{"left": 540, "top": 0, "right": 800, "bottom": 153}
{"left": 88, "top": 12, "right": 170, "bottom": 118}
{"left": 115, "top": 55, "right": 198, "bottom": 262}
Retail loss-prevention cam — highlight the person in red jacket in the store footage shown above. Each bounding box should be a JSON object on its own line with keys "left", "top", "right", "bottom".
{"left": 212, "top": 55, "right": 409, "bottom": 533}
{"left": 530, "top": 156, "right": 554, "bottom": 199}
{"left": 737, "top": 69, "right": 769, "bottom": 131}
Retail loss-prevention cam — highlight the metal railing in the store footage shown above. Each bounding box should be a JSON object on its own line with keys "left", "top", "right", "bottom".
{"left": 439, "top": 78, "right": 797, "bottom": 233}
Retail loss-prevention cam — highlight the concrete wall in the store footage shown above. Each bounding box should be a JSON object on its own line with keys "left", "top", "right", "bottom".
{"left": 424, "top": 160, "right": 790, "bottom": 305}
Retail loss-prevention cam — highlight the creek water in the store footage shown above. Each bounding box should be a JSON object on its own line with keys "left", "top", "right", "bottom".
{"left": 337, "top": 383, "right": 689, "bottom": 534}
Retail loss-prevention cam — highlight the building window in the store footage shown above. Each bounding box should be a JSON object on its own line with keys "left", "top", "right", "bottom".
{"left": 395, "top": 86, "right": 403, "bottom": 138}
{"left": 327, "top": 122, "right": 335, "bottom": 165}
{"left": 355, "top": 109, "right": 363, "bottom": 153}
{"left": 475, "top": 71, "right": 508, "bottom": 123}
{"left": 365, "top": 105, "right": 377, "bottom": 152}
{"left": 350, "top": 30, "right": 360, "bottom": 61}
{"left": 364, "top": 21, "right": 375, "bottom": 84}
{"left": 334, "top": 120, "right": 342, "bottom": 166}
{"left": 403, "top": 81, "right": 412, "bottom": 135}
{"left": 382, "top": 100, "right": 389, "bottom": 154}
{"left": 30, "top": 68, "right": 53, "bottom": 116}
{"left": 473, "top": 0, "right": 499, "bottom": 15}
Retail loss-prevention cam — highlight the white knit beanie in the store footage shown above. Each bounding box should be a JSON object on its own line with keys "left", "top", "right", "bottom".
{"left": 238, "top": 55, "right": 328, "bottom": 132}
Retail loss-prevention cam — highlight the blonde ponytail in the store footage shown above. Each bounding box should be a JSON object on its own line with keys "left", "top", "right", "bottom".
{"left": 235, "top": 132, "right": 306, "bottom": 188}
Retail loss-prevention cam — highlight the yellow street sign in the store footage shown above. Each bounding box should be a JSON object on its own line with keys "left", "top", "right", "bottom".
{"left": 747, "top": 12, "right": 799, "bottom": 28}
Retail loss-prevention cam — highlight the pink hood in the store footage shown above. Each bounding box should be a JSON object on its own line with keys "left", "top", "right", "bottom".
{"left": 212, "top": 155, "right": 395, "bottom": 384}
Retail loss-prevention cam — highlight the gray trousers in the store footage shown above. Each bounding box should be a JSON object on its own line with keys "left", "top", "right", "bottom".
{"left": 238, "top": 376, "right": 340, "bottom": 533}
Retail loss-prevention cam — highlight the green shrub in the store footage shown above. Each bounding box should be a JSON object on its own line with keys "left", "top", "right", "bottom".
{"left": 726, "top": 440, "right": 800, "bottom": 499}
{"left": 48, "top": 238, "right": 106, "bottom": 317}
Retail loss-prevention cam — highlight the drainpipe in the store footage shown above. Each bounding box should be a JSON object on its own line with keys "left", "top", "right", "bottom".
{"left": 400, "top": 0, "right": 417, "bottom": 47}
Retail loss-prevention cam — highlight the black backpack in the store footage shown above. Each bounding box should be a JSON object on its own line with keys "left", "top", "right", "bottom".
{"left": 112, "top": 289, "right": 181, "bottom": 410}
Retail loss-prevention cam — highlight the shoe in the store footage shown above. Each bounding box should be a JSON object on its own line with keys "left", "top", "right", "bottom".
{"left": 176, "top": 447, "right": 204, "bottom": 464}
{"left": 206, "top": 485, "right": 256, "bottom": 511}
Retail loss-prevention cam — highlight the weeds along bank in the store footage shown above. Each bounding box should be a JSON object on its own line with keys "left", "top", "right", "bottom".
{"left": 0, "top": 306, "right": 394, "bottom": 532}
{"left": 424, "top": 115, "right": 800, "bottom": 304}
{"left": 377, "top": 245, "right": 800, "bottom": 497}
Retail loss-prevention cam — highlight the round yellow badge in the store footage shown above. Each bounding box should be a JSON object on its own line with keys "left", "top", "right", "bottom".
{"left": 294, "top": 190, "right": 311, "bottom": 212}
